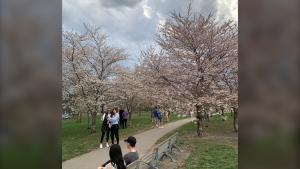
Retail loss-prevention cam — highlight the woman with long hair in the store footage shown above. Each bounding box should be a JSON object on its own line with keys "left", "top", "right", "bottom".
{"left": 107, "top": 107, "right": 120, "bottom": 144}
{"left": 98, "top": 144, "right": 126, "bottom": 169}
{"left": 99, "top": 108, "right": 112, "bottom": 149}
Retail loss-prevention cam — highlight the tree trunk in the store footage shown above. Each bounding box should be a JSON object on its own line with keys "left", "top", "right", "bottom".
{"left": 129, "top": 111, "right": 132, "bottom": 126}
{"left": 75, "top": 113, "right": 79, "bottom": 122}
{"left": 151, "top": 109, "right": 153, "bottom": 122}
{"left": 195, "top": 104, "right": 203, "bottom": 136}
{"left": 197, "top": 115, "right": 203, "bottom": 136}
{"left": 79, "top": 111, "right": 82, "bottom": 122}
{"left": 233, "top": 107, "right": 238, "bottom": 132}
{"left": 138, "top": 106, "right": 141, "bottom": 118}
{"left": 221, "top": 107, "right": 227, "bottom": 121}
{"left": 101, "top": 104, "right": 104, "bottom": 115}
{"left": 205, "top": 109, "right": 210, "bottom": 127}
{"left": 231, "top": 109, "right": 233, "bottom": 117}
{"left": 221, "top": 108, "right": 224, "bottom": 116}
{"left": 87, "top": 111, "right": 90, "bottom": 129}
{"left": 90, "top": 111, "right": 97, "bottom": 133}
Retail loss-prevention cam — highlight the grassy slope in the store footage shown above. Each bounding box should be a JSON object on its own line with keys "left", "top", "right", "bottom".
{"left": 155, "top": 114, "right": 238, "bottom": 169}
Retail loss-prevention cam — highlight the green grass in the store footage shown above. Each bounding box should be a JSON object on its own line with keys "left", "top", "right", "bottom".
{"left": 155, "top": 114, "right": 238, "bottom": 169}
{"left": 62, "top": 111, "right": 181, "bottom": 161}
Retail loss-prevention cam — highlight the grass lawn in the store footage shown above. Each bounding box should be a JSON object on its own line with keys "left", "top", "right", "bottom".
{"left": 155, "top": 113, "right": 238, "bottom": 169}
{"left": 62, "top": 111, "right": 181, "bottom": 161}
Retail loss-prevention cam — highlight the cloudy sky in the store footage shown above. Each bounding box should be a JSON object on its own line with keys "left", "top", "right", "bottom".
{"left": 63, "top": 0, "right": 237, "bottom": 67}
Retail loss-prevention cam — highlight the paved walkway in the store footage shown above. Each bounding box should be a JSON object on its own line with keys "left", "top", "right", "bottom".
{"left": 62, "top": 117, "right": 195, "bottom": 169}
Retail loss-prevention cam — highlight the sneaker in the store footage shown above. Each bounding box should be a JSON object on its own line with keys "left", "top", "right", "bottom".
{"left": 156, "top": 125, "right": 158, "bottom": 128}
{"left": 106, "top": 143, "right": 109, "bottom": 148}
{"left": 161, "top": 126, "right": 164, "bottom": 128}
{"left": 100, "top": 143, "right": 103, "bottom": 149}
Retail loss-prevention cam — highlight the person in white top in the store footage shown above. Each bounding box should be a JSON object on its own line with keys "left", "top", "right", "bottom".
{"left": 98, "top": 144, "right": 126, "bottom": 169}
{"left": 99, "top": 108, "right": 112, "bottom": 148}
{"left": 190, "top": 110, "right": 194, "bottom": 117}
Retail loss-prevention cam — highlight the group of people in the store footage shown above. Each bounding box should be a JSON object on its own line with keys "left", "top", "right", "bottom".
{"left": 98, "top": 106, "right": 139, "bottom": 169}
{"left": 152, "top": 107, "right": 170, "bottom": 129}
{"left": 99, "top": 107, "right": 129, "bottom": 149}
{"left": 98, "top": 136, "right": 139, "bottom": 169}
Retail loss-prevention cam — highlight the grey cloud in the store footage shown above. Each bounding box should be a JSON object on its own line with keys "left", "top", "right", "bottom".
{"left": 62, "top": 0, "right": 237, "bottom": 67}
{"left": 148, "top": 0, "right": 225, "bottom": 21}
{"left": 100, "top": 0, "right": 143, "bottom": 8}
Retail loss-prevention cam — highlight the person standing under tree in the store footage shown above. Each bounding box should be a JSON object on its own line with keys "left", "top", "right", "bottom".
{"left": 100, "top": 108, "right": 112, "bottom": 148}
{"left": 166, "top": 109, "right": 170, "bottom": 122}
{"left": 158, "top": 108, "right": 163, "bottom": 129}
{"left": 190, "top": 109, "right": 194, "bottom": 118}
{"left": 118, "top": 106, "right": 124, "bottom": 129}
{"left": 108, "top": 107, "right": 120, "bottom": 145}
{"left": 153, "top": 107, "right": 159, "bottom": 128}
{"left": 122, "top": 109, "right": 128, "bottom": 128}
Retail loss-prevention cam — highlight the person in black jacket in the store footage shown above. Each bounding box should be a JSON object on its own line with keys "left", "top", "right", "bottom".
{"left": 100, "top": 108, "right": 112, "bottom": 149}
{"left": 119, "top": 106, "right": 124, "bottom": 129}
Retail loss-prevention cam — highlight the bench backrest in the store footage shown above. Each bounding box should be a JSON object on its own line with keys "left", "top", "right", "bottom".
{"left": 155, "top": 139, "right": 170, "bottom": 160}
{"left": 139, "top": 132, "right": 180, "bottom": 166}
{"left": 169, "top": 132, "right": 178, "bottom": 146}
{"left": 126, "top": 159, "right": 139, "bottom": 169}
{"left": 141, "top": 149, "right": 156, "bottom": 164}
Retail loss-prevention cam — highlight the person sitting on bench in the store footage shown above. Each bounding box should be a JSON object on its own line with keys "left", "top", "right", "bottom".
{"left": 98, "top": 144, "right": 126, "bottom": 169}
{"left": 123, "top": 136, "right": 139, "bottom": 166}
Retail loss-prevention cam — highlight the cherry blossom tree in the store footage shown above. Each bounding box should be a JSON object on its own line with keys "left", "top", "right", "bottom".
{"left": 62, "top": 24, "right": 129, "bottom": 133}
{"left": 113, "top": 67, "right": 143, "bottom": 125}
{"left": 138, "top": 3, "right": 238, "bottom": 135}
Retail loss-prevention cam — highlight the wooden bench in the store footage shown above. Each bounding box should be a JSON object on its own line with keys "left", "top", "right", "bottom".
{"left": 139, "top": 132, "right": 183, "bottom": 168}
{"left": 154, "top": 138, "right": 176, "bottom": 163}
{"left": 168, "top": 132, "right": 183, "bottom": 153}
{"left": 139, "top": 149, "right": 158, "bottom": 169}
{"left": 126, "top": 159, "right": 140, "bottom": 169}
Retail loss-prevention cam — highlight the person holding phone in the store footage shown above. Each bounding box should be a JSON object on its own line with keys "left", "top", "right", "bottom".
{"left": 107, "top": 107, "right": 120, "bottom": 145}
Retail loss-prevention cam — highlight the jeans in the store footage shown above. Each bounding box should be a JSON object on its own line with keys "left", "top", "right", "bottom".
{"left": 100, "top": 130, "right": 110, "bottom": 143}
{"left": 110, "top": 124, "right": 119, "bottom": 144}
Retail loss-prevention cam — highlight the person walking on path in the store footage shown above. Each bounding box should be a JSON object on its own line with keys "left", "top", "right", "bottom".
{"left": 166, "top": 109, "right": 170, "bottom": 122}
{"left": 158, "top": 108, "right": 164, "bottom": 129}
{"left": 123, "top": 136, "right": 139, "bottom": 166}
{"left": 122, "top": 109, "right": 128, "bottom": 128}
{"left": 108, "top": 107, "right": 120, "bottom": 145}
{"left": 153, "top": 107, "right": 159, "bottom": 128}
{"left": 118, "top": 106, "right": 124, "bottom": 129}
{"left": 100, "top": 108, "right": 112, "bottom": 149}
{"left": 98, "top": 144, "right": 126, "bottom": 169}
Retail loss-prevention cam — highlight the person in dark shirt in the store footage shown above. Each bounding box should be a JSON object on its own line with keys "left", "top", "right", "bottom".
{"left": 122, "top": 109, "right": 128, "bottom": 128}
{"left": 123, "top": 136, "right": 139, "bottom": 166}
{"left": 119, "top": 106, "right": 124, "bottom": 129}
{"left": 153, "top": 107, "right": 159, "bottom": 128}
{"left": 99, "top": 108, "right": 112, "bottom": 148}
